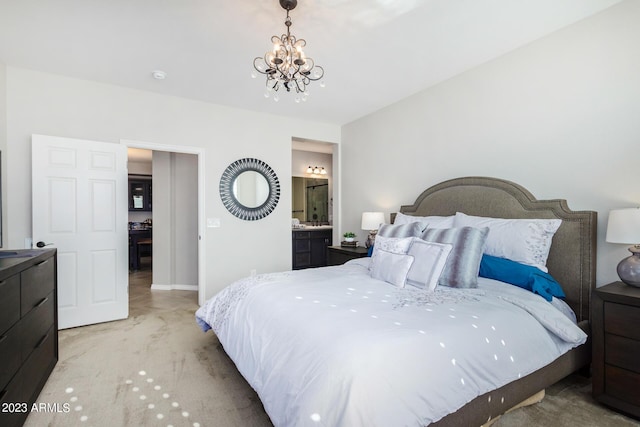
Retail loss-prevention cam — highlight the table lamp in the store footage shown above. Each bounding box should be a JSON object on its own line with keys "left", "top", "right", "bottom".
{"left": 606, "top": 207, "right": 640, "bottom": 287}
{"left": 361, "top": 212, "right": 385, "bottom": 248}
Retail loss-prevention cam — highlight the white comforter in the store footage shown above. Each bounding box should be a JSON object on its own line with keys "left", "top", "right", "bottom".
{"left": 196, "top": 258, "right": 586, "bottom": 427}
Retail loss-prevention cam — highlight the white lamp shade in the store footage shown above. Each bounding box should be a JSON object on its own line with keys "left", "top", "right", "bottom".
{"left": 606, "top": 208, "right": 640, "bottom": 244}
{"left": 361, "top": 212, "right": 385, "bottom": 230}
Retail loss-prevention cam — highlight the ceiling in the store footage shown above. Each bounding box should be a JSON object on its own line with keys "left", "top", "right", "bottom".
{"left": 0, "top": 0, "right": 622, "bottom": 126}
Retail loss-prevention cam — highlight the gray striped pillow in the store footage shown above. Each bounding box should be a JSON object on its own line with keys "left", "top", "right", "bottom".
{"left": 378, "top": 222, "right": 426, "bottom": 238}
{"left": 421, "top": 227, "right": 489, "bottom": 288}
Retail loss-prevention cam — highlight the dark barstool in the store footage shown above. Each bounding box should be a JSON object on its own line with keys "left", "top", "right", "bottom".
{"left": 137, "top": 239, "right": 152, "bottom": 268}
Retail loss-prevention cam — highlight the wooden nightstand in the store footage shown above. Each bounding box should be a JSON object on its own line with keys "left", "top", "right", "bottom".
{"left": 327, "top": 246, "right": 369, "bottom": 266}
{"left": 592, "top": 281, "right": 640, "bottom": 419}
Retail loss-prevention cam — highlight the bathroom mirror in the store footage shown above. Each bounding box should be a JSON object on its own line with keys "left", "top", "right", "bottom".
{"left": 292, "top": 177, "right": 329, "bottom": 223}
{"left": 220, "top": 158, "right": 280, "bottom": 221}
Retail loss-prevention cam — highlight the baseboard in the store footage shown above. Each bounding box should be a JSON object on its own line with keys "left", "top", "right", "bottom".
{"left": 150, "top": 283, "right": 198, "bottom": 291}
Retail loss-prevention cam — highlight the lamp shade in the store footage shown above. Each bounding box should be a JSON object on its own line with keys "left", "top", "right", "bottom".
{"left": 606, "top": 208, "right": 640, "bottom": 244}
{"left": 361, "top": 212, "right": 385, "bottom": 230}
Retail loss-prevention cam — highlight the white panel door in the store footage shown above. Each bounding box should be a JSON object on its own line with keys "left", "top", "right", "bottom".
{"left": 32, "top": 134, "right": 128, "bottom": 329}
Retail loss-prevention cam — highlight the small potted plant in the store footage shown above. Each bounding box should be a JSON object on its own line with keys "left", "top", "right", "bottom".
{"left": 343, "top": 232, "right": 356, "bottom": 243}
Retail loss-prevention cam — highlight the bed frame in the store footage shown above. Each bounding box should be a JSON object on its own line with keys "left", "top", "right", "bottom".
{"left": 392, "top": 176, "right": 597, "bottom": 426}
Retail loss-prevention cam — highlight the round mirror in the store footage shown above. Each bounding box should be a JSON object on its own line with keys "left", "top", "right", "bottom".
{"left": 220, "top": 158, "right": 280, "bottom": 221}
{"left": 233, "top": 171, "right": 269, "bottom": 208}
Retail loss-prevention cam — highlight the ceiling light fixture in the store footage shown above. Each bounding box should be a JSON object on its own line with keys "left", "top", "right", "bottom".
{"left": 252, "top": 0, "right": 325, "bottom": 103}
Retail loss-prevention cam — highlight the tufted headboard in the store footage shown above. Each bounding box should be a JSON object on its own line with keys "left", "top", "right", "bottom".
{"left": 392, "top": 177, "right": 597, "bottom": 323}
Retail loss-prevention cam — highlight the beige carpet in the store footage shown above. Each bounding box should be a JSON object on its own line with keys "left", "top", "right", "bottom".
{"left": 24, "top": 262, "right": 640, "bottom": 427}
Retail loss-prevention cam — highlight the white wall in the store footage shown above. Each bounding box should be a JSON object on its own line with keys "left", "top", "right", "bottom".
{"left": 151, "top": 151, "right": 198, "bottom": 288}
{"left": 128, "top": 160, "right": 152, "bottom": 175}
{"left": 341, "top": 0, "right": 640, "bottom": 287}
{"left": 4, "top": 67, "right": 340, "bottom": 298}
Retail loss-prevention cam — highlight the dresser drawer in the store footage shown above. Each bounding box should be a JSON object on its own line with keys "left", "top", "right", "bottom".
{"left": 604, "top": 302, "right": 640, "bottom": 341}
{"left": 605, "top": 365, "right": 640, "bottom": 408}
{"left": 21, "top": 257, "right": 55, "bottom": 317}
{"left": 20, "top": 293, "right": 55, "bottom": 361}
{"left": 294, "top": 231, "right": 311, "bottom": 239}
{"left": 0, "top": 323, "right": 21, "bottom": 392}
{"left": 20, "top": 325, "right": 56, "bottom": 405}
{"left": 605, "top": 334, "right": 640, "bottom": 374}
{"left": 0, "top": 368, "right": 26, "bottom": 427}
{"left": 0, "top": 275, "right": 20, "bottom": 335}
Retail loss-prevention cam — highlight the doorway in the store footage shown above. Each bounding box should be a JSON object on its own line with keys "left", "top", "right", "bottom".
{"left": 123, "top": 140, "right": 205, "bottom": 305}
{"left": 291, "top": 138, "right": 338, "bottom": 268}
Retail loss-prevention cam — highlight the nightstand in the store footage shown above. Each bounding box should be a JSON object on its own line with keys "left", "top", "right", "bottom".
{"left": 327, "top": 246, "right": 369, "bottom": 266}
{"left": 592, "top": 281, "right": 640, "bottom": 419}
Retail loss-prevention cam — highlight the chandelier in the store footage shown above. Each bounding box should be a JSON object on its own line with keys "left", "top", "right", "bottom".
{"left": 252, "top": 0, "right": 325, "bottom": 102}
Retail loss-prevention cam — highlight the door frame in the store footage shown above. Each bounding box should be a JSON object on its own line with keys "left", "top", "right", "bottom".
{"left": 121, "top": 139, "right": 206, "bottom": 305}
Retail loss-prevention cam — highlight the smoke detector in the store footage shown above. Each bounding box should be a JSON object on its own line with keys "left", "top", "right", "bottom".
{"left": 152, "top": 70, "right": 167, "bottom": 80}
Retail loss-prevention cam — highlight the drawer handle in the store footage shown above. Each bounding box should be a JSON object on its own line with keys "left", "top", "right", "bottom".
{"left": 36, "top": 259, "right": 50, "bottom": 266}
{"left": 35, "top": 333, "right": 49, "bottom": 349}
{"left": 0, "top": 389, "right": 6, "bottom": 401}
{"left": 0, "top": 335, "right": 6, "bottom": 345}
{"left": 0, "top": 280, "right": 5, "bottom": 286}
{"left": 34, "top": 297, "right": 49, "bottom": 308}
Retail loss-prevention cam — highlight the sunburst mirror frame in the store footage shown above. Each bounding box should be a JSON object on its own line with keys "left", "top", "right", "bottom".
{"left": 219, "top": 158, "right": 281, "bottom": 221}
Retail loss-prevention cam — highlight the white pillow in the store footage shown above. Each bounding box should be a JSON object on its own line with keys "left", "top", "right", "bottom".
{"left": 369, "top": 235, "right": 414, "bottom": 273}
{"left": 454, "top": 212, "right": 561, "bottom": 272}
{"left": 370, "top": 249, "right": 415, "bottom": 288}
{"left": 405, "top": 239, "right": 453, "bottom": 291}
{"left": 394, "top": 212, "right": 455, "bottom": 229}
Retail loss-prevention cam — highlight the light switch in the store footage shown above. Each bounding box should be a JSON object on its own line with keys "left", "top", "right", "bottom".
{"left": 207, "top": 218, "right": 221, "bottom": 228}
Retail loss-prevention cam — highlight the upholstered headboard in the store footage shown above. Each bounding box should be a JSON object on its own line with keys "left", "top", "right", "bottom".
{"left": 393, "top": 177, "right": 597, "bottom": 323}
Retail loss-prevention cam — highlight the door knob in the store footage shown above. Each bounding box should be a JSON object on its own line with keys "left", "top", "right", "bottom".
{"left": 36, "top": 241, "right": 53, "bottom": 248}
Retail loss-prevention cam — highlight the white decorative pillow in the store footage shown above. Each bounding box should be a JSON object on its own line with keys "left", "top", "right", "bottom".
{"left": 454, "top": 212, "right": 561, "bottom": 272}
{"left": 405, "top": 239, "right": 453, "bottom": 291}
{"left": 370, "top": 249, "right": 415, "bottom": 288}
{"left": 369, "top": 235, "right": 414, "bottom": 273}
{"left": 394, "top": 212, "right": 455, "bottom": 229}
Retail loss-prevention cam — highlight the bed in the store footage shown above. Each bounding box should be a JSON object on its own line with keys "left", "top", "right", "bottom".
{"left": 196, "top": 176, "right": 597, "bottom": 426}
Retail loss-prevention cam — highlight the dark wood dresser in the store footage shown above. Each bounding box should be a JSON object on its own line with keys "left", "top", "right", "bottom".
{"left": 592, "top": 281, "right": 640, "bottom": 419}
{"left": 0, "top": 249, "right": 58, "bottom": 427}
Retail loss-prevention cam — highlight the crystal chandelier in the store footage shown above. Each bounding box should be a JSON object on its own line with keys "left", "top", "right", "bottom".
{"left": 252, "top": 0, "right": 325, "bottom": 102}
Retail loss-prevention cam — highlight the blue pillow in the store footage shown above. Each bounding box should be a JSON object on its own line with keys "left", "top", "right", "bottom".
{"left": 479, "top": 254, "right": 565, "bottom": 301}
{"left": 367, "top": 245, "right": 374, "bottom": 257}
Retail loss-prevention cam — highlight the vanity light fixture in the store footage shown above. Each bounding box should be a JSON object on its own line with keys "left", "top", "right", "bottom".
{"left": 252, "top": 0, "right": 325, "bottom": 103}
{"left": 306, "top": 166, "right": 327, "bottom": 175}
